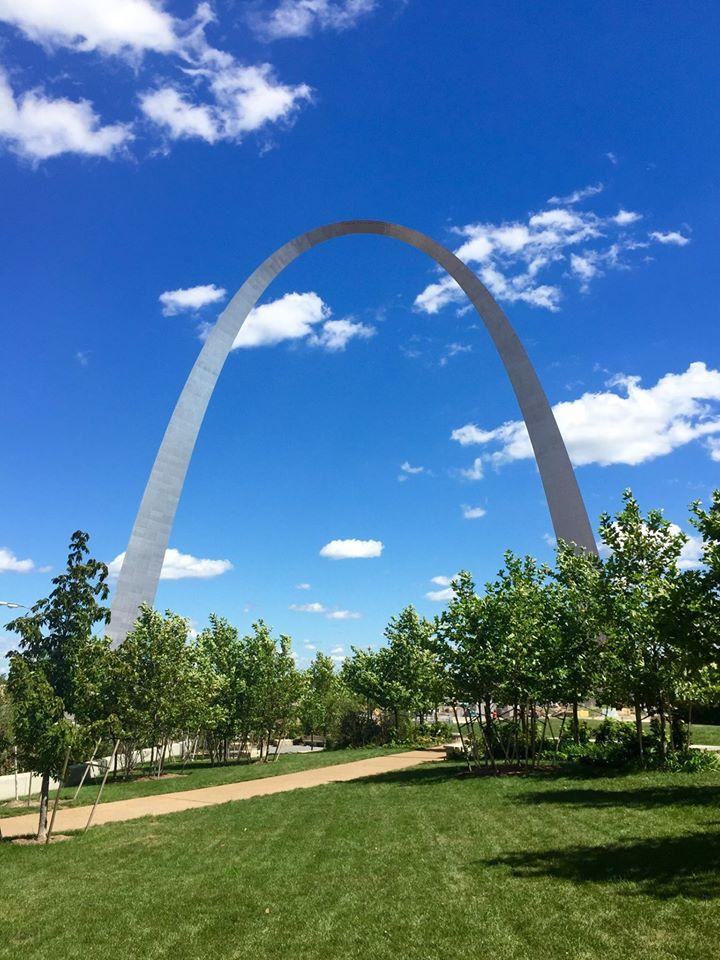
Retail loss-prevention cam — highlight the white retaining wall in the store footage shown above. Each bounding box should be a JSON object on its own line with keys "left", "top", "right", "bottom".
{"left": 0, "top": 740, "right": 190, "bottom": 802}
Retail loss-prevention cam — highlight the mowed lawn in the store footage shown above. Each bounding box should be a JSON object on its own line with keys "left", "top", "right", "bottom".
{"left": 0, "top": 746, "right": 407, "bottom": 818}
{"left": 2, "top": 761, "right": 719, "bottom": 960}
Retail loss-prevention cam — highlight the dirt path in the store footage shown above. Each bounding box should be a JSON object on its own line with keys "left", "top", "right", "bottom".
{"left": 1, "top": 749, "right": 443, "bottom": 840}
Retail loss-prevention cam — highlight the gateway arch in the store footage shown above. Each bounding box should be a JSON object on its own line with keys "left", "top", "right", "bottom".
{"left": 107, "top": 220, "right": 596, "bottom": 645}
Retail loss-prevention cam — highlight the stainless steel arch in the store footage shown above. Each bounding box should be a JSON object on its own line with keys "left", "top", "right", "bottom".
{"left": 108, "top": 220, "right": 595, "bottom": 645}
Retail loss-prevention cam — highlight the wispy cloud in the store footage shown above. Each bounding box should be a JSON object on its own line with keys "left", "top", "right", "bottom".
{"left": 250, "top": 0, "right": 377, "bottom": 41}
{"left": 462, "top": 505, "right": 486, "bottom": 519}
{"left": 414, "top": 187, "right": 689, "bottom": 315}
{"left": 0, "top": 2, "right": 316, "bottom": 161}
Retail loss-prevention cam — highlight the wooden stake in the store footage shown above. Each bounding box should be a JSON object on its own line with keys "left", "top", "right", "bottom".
{"left": 84, "top": 740, "right": 119, "bottom": 834}
{"left": 46, "top": 742, "right": 72, "bottom": 844}
{"left": 73, "top": 738, "right": 102, "bottom": 801}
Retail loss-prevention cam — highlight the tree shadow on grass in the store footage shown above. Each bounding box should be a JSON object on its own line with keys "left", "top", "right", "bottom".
{"left": 518, "top": 784, "right": 720, "bottom": 810}
{"left": 350, "top": 762, "right": 471, "bottom": 788}
{"left": 478, "top": 830, "right": 720, "bottom": 900}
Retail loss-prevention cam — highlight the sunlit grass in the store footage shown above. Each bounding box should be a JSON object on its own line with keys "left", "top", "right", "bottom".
{"left": 2, "top": 761, "right": 719, "bottom": 960}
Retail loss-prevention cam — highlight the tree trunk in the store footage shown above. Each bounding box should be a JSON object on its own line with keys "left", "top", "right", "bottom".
{"left": 635, "top": 699, "right": 644, "bottom": 761}
{"left": 484, "top": 699, "right": 494, "bottom": 744}
{"left": 658, "top": 696, "right": 667, "bottom": 762}
{"left": 572, "top": 700, "right": 580, "bottom": 745}
{"left": 37, "top": 771, "right": 50, "bottom": 842}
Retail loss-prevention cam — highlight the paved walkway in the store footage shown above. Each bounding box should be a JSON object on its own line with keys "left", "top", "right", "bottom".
{"left": 1, "top": 749, "right": 443, "bottom": 840}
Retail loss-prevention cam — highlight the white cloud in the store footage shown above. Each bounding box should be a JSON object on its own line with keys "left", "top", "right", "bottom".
{"left": 251, "top": 0, "right": 376, "bottom": 40}
{"left": 309, "top": 318, "right": 375, "bottom": 351}
{"left": 319, "top": 538, "right": 384, "bottom": 559}
{"left": 0, "top": 547, "right": 36, "bottom": 574}
{"left": 414, "top": 189, "right": 689, "bottom": 314}
{"left": 707, "top": 438, "right": 720, "bottom": 462}
{"left": 452, "top": 362, "right": 720, "bottom": 469}
{"left": 399, "top": 460, "right": 426, "bottom": 481}
{"left": 0, "top": 0, "right": 179, "bottom": 55}
{"left": 430, "top": 575, "right": 452, "bottom": 587}
{"left": 669, "top": 526, "right": 704, "bottom": 571}
{"left": 426, "top": 586, "right": 454, "bottom": 602}
{"left": 141, "top": 62, "right": 312, "bottom": 144}
{"left": 160, "top": 283, "right": 226, "bottom": 315}
{"left": 226, "top": 292, "right": 375, "bottom": 352}
{"left": 290, "top": 600, "right": 361, "bottom": 620}
{"left": 0, "top": 69, "right": 132, "bottom": 161}
{"left": 440, "top": 342, "right": 473, "bottom": 366}
{"left": 295, "top": 582, "right": 312, "bottom": 590}
{"left": 649, "top": 230, "right": 690, "bottom": 246}
{"left": 331, "top": 653, "right": 346, "bottom": 662}
{"left": 458, "top": 457, "right": 484, "bottom": 481}
{"left": 547, "top": 183, "right": 604, "bottom": 205}
{"left": 232, "top": 291, "right": 329, "bottom": 348}
{"left": 330, "top": 645, "right": 344, "bottom": 654}
{"left": 326, "top": 609, "right": 361, "bottom": 620}
{"left": 290, "top": 602, "right": 326, "bottom": 613}
{"left": 108, "top": 547, "right": 232, "bottom": 580}
{"left": 0, "top": 4, "right": 315, "bottom": 161}
{"left": 304, "top": 641, "right": 316, "bottom": 650}
{"left": 613, "top": 209, "right": 642, "bottom": 226}
{"left": 140, "top": 88, "right": 218, "bottom": 143}
{"left": 462, "top": 505, "right": 486, "bottom": 520}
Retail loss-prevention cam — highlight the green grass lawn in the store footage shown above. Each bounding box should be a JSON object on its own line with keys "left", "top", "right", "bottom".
{"left": 2, "top": 760, "right": 719, "bottom": 960}
{"left": 0, "top": 746, "right": 406, "bottom": 819}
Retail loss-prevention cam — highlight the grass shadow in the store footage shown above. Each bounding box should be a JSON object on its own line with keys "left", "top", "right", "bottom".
{"left": 518, "top": 784, "right": 720, "bottom": 809}
{"left": 478, "top": 830, "right": 720, "bottom": 900}
{"left": 350, "top": 762, "right": 470, "bottom": 788}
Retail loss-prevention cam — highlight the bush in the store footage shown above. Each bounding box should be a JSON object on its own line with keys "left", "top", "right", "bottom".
{"left": 336, "top": 710, "right": 385, "bottom": 748}
{"left": 663, "top": 749, "right": 720, "bottom": 772}
{"left": 593, "top": 718, "right": 637, "bottom": 746}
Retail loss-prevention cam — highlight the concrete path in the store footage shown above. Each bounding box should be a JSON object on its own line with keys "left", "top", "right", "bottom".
{"left": 1, "top": 749, "right": 443, "bottom": 840}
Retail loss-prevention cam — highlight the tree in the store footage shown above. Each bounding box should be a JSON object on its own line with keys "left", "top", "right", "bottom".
{"left": 434, "top": 571, "right": 502, "bottom": 744}
{"left": 299, "top": 652, "right": 343, "bottom": 746}
{"left": 233, "top": 621, "right": 302, "bottom": 759}
{"left": 551, "top": 543, "right": 604, "bottom": 743}
{"left": 195, "top": 615, "right": 244, "bottom": 763}
{"left": 599, "top": 489, "right": 687, "bottom": 759}
{"left": 0, "top": 674, "right": 13, "bottom": 777}
{"left": 5, "top": 530, "right": 109, "bottom": 838}
{"left": 114, "top": 606, "right": 198, "bottom": 776}
{"left": 343, "top": 607, "right": 441, "bottom": 738}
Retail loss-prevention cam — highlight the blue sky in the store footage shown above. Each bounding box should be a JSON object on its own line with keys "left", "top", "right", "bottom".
{"left": 1, "top": 1, "right": 718, "bottom": 665}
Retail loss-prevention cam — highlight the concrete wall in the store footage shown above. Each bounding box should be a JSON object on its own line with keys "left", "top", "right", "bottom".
{"left": 0, "top": 740, "right": 190, "bottom": 802}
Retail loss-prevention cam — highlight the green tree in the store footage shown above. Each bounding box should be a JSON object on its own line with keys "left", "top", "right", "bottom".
{"left": 234, "top": 621, "right": 302, "bottom": 759}
{"left": 6, "top": 531, "right": 109, "bottom": 838}
{"left": 599, "top": 489, "right": 687, "bottom": 759}
{"left": 344, "top": 607, "right": 441, "bottom": 738}
{"left": 434, "top": 571, "right": 502, "bottom": 744}
{"left": 114, "top": 606, "right": 198, "bottom": 776}
{"left": 299, "top": 652, "right": 344, "bottom": 746}
{"left": 551, "top": 543, "right": 604, "bottom": 743}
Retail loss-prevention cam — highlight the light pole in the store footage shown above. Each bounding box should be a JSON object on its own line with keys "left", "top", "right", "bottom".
{"left": 0, "top": 600, "right": 27, "bottom": 610}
